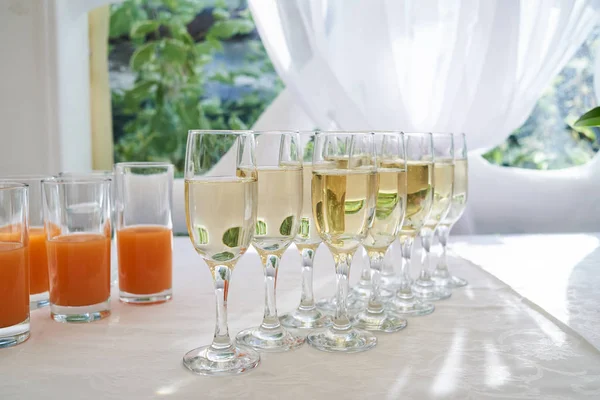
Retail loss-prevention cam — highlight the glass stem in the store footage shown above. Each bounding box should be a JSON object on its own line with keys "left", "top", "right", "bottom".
{"left": 261, "top": 254, "right": 281, "bottom": 330}
{"left": 299, "top": 247, "right": 316, "bottom": 310}
{"left": 333, "top": 251, "right": 353, "bottom": 330}
{"left": 435, "top": 225, "right": 451, "bottom": 275}
{"left": 366, "top": 251, "right": 384, "bottom": 314}
{"left": 210, "top": 264, "right": 233, "bottom": 351}
{"left": 358, "top": 248, "right": 371, "bottom": 285}
{"left": 419, "top": 232, "right": 433, "bottom": 281}
{"left": 397, "top": 237, "right": 414, "bottom": 299}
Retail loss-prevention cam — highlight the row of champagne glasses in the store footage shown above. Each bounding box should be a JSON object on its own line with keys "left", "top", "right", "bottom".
{"left": 182, "top": 130, "right": 468, "bottom": 376}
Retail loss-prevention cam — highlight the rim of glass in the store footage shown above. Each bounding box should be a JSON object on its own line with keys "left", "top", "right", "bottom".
{"left": 316, "top": 130, "right": 376, "bottom": 135}
{"left": 0, "top": 174, "right": 53, "bottom": 181}
{"left": 114, "top": 162, "right": 173, "bottom": 168}
{"left": 252, "top": 130, "right": 298, "bottom": 135}
{"left": 58, "top": 170, "right": 113, "bottom": 176}
{"left": 188, "top": 129, "right": 252, "bottom": 135}
{"left": 42, "top": 176, "right": 112, "bottom": 184}
{"left": 401, "top": 131, "right": 434, "bottom": 136}
{"left": 429, "top": 132, "right": 454, "bottom": 137}
{"left": 0, "top": 182, "right": 28, "bottom": 190}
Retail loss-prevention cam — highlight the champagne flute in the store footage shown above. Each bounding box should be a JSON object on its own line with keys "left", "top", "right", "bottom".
{"left": 353, "top": 132, "right": 408, "bottom": 332}
{"left": 183, "top": 130, "right": 260, "bottom": 375}
{"left": 280, "top": 131, "right": 331, "bottom": 329}
{"left": 236, "top": 131, "right": 305, "bottom": 352}
{"left": 432, "top": 133, "right": 469, "bottom": 288}
{"left": 412, "top": 133, "right": 454, "bottom": 301}
{"left": 389, "top": 132, "right": 435, "bottom": 316}
{"left": 307, "top": 132, "right": 378, "bottom": 353}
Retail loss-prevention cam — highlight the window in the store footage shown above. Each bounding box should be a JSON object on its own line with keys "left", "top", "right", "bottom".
{"left": 483, "top": 26, "right": 600, "bottom": 170}
{"left": 108, "top": 0, "right": 283, "bottom": 174}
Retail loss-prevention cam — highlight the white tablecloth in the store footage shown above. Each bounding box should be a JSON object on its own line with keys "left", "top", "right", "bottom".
{"left": 1, "top": 236, "right": 600, "bottom": 399}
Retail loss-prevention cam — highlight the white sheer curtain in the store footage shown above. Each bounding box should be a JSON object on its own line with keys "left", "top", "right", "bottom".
{"left": 249, "top": 0, "right": 600, "bottom": 234}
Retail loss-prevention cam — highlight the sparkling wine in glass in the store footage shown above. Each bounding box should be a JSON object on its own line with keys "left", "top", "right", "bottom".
{"left": 183, "top": 130, "right": 260, "bottom": 376}
{"left": 432, "top": 133, "right": 469, "bottom": 288}
{"left": 280, "top": 131, "right": 331, "bottom": 329}
{"left": 352, "top": 132, "right": 408, "bottom": 332}
{"left": 389, "top": 132, "right": 435, "bottom": 316}
{"left": 307, "top": 132, "right": 378, "bottom": 353}
{"left": 412, "top": 133, "right": 454, "bottom": 301}
{"left": 235, "top": 131, "right": 305, "bottom": 352}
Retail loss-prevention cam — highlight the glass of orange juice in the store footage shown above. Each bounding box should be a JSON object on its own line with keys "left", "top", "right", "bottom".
{"left": 42, "top": 176, "right": 112, "bottom": 323}
{"left": 59, "top": 171, "right": 117, "bottom": 287}
{"left": 0, "top": 175, "right": 53, "bottom": 310}
{"left": 114, "top": 162, "right": 174, "bottom": 304}
{"left": 0, "top": 183, "right": 30, "bottom": 348}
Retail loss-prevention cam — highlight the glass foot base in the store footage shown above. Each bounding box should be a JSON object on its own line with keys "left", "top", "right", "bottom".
{"left": 307, "top": 326, "right": 377, "bottom": 353}
{"left": 51, "top": 300, "right": 111, "bottom": 323}
{"left": 352, "top": 309, "right": 407, "bottom": 333}
{"left": 119, "top": 288, "right": 172, "bottom": 305}
{"left": 449, "top": 276, "right": 468, "bottom": 288}
{"left": 316, "top": 296, "right": 365, "bottom": 315}
{"left": 0, "top": 318, "right": 30, "bottom": 348}
{"left": 30, "top": 292, "right": 49, "bottom": 310}
{"left": 183, "top": 344, "right": 260, "bottom": 376}
{"left": 280, "top": 307, "right": 331, "bottom": 329}
{"left": 432, "top": 267, "right": 468, "bottom": 289}
{"left": 349, "top": 284, "right": 394, "bottom": 301}
{"left": 412, "top": 280, "right": 452, "bottom": 301}
{"left": 381, "top": 274, "right": 410, "bottom": 291}
{"left": 236, "top": 325, "right": 305, "bottom": 352}
{"left": 389, "top": 295, "right": 435, "bottom": 316}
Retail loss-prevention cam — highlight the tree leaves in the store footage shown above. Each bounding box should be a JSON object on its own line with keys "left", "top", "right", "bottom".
{"left": 130, "top": 20, "right": 160, "bottom": 39}
{"left": 130, "top": 42, "right": 156, "bottom": 70}
{"left": 208, "top": 20, "right": 254, "bottom": 40}
{"left": 162, "top": 39, "right": 188, "bottom": 64}
{"left": 574, "top": 106, "right": 600, "bottom": 127}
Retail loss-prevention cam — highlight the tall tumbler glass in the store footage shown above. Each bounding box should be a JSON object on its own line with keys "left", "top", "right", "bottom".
{"left": 59, "top": 170, "right": 117, "bottom": 287}
{"left": 115, "top": 162, "right": 174, "bottom": 304}
{"left": 43, "top": 177, "right": 112, "bottom": 323}
{"left": 0, "top": 175, "right": 52, "bottom": 309}
{"left": 0, "top": 183, "right": 30, "bottom": 348}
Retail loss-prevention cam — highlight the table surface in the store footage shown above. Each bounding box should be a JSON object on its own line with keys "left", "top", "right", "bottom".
{"left": 2, "top": 235, "right": 600, "bottom": 400}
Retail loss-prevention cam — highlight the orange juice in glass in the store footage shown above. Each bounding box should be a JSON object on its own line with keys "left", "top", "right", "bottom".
{"left": 58, "top": 170, "right": 116, "bottom": 287}
{"left": 0, "top": 175, "right": 53, "bottom": 309}
{"left": 42, "top": 176, "right": 112, "bottom": 323}
{"left": 0, "top": 183, "right": 30, "bottom": 348}
{"left": 115, "top": 162, "right": 174, "bottom": 304}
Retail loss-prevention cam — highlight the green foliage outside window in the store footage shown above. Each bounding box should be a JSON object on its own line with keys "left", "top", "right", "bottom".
{"left": 109, "top": 1, "right": 599, "bottom": 174}
{"left": 109, "top": 0, "right": 282, "bottom": 174}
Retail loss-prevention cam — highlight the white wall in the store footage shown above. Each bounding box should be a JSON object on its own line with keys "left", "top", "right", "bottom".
{"left": 0, "top": 0, "right": 115, "bottom": 175}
